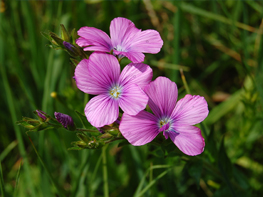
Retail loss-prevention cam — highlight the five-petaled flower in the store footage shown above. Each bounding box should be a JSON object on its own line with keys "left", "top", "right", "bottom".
{"left": 74, "top": 52, "right": 153, "bottom": 128}
{"left": 119, "top": 77, "right": 209, "bottom": 156}
{"left": 76, "top": 17, "right": 163, "bottom": 63}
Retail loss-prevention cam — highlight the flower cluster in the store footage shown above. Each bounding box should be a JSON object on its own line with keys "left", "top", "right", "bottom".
{"left": 74, "top": 17, "right": 209, "bottom": 156}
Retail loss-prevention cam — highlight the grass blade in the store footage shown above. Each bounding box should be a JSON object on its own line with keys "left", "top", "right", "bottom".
{"left": 0, "top": 140, "right": 18, "bottom": 162}
{"left": 14, "top": 160, "right": 22, "bottom": 197}
{"left": 134, "top": 168, "right": 171, "bottom": 197}
{"left": 0, "top": 162, "right": 6, "bottom": 197}
{"left": 0, "top": 11, "right": 37, "bottom": 196}
{"left": 180, "top": 2, "right": 257, "bottom": 32}
{"left": 133, "top": 165, "right": 171, "bottom": 197}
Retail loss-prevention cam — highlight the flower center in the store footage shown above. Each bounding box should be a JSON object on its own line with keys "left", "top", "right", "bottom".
{"left": 114, "top": 45, "right": 125, "bottom": 52}
{"left": 158, "top": 118, "right": 171, "bottom": 132}
{"left": 109, "top": 85, "right": 122, "bottom": 99}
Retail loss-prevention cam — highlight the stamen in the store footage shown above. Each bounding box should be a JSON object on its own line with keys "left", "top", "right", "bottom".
{"left": 109, "top": 86, "right": 122, "bottom": 99}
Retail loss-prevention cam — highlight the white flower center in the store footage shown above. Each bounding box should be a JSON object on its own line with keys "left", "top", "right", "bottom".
{"left": 115, "top": 45, "right": 125, "bottom": 52}
{"left": 109, "top": 85, "right": 122, "bottom": 99}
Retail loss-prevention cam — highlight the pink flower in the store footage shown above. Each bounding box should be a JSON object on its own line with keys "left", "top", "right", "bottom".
{"left": 74, "top": 53, "right": 152, "bottom": 128}
{"left": 76, "top": 17, "right": 163, "bottom": 63}
{"left": 119, "top": 77, "right": 209, "bottom": 156}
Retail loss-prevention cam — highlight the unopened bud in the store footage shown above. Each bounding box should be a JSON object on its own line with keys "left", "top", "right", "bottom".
{"left": 63, "top": 41, "right": 80, "bottom": 57}
{"left": 36, "top": 110, "right": 47, "bottom": 121}
{"left": 54, "top": 112, "right": 75, "bottom": 131}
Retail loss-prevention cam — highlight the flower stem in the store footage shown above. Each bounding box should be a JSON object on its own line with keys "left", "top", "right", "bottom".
{"left": 104, "top": 137, "right": 124, "bottom": 144}
{"left": 102, "top": 145, "right": 109, "bottom": 197}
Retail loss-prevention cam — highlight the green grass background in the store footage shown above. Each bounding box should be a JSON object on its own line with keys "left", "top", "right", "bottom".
{"left": 1, "top": 0, "right": 263, "bottom": 196}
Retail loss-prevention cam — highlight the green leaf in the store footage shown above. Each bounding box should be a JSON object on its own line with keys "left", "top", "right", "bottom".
{"left": 233, "top": 167, "right": 249, "bottom": 191}
{"left": 205, "top": 126, "right": 218, "bottom": 163}
{"left": 150, "top": 148, "right": 165, "bottom": 158}
{"left": 75, "top": 110, "right": 93, "bottom": 129}
{"left": 218, "top": 137, "right": 232, "bottom": 177}
{"left": 41, "top": 31, "right": 52, "bottom": 41}
{"left": 60, "top": 24, "right": 70, "bottom": 42}
{"left": 117, "top": 140, "right": 130, "bottom": 147}
{"left": 68, "top": 147, "right": 83, "bottom": 151}
{"left": 187, "top": 160, "right": 203, "bottom": 189}
{"left": 218, "top": 137, "right": 236, "bottom": 197}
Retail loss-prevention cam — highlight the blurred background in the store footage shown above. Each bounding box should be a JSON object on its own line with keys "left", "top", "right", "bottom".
{"left": 1, "top": 0, "right": 263, "bottom": 196}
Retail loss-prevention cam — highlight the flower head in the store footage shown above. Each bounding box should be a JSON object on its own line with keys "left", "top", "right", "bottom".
{"left": 74, "top": 53, "right": 152, "bottom": 127}
{"left": 54, "top": 112, "right": 75, "bottom": 129}
{"left": 119, "top": 77, "right": 209, "bottom": 156}
{"left": 76, "top": 17, "right": 163, "bottom": 63}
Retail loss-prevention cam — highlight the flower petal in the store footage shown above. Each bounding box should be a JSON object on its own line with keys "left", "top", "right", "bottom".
{"left": 169, "top": 125, "right": 205, "bottom": 156}
{"left": 119, "top": 111, "right": 159, "bottom": 146}
{"left": 144, "top": 77, "right": 178, "bottom": 118}
{"left": 129, "top": 29, "right": 163, "bottom": 54}
{"left": 77, "top": 27, "right": 112, "bottom": 52}
{"left": 85, "top": 94, "right": 119, "bottom": 127}
{"left": 74, "top": 59, "right": 106, "bottom": 94}
{"left": 75, "top": 37, "right": 90, "bottom": 47}
{"left": 83, "top": 45, "right": 112, "bottom": 52}
{"left": 171, "top": 95, "right": 209, "bottom": 125}
{"left": 119, "top": 83, "right": 148, "bottom": 115}
{"left": 115, "top": 51, "right": 145, "bottom": 63}
{"left": 88, "top": 53, "right": 120, "bottom": 88}
{"left": 110, "top": 17, "right": 137, "bottom": 48}
{"left": 119, "top": 63, "right": 152, "bottom": 89}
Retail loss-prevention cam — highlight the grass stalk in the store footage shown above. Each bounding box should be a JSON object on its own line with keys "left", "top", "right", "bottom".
{"left": 0, "top": 162, "right": 6, "bottom": 197}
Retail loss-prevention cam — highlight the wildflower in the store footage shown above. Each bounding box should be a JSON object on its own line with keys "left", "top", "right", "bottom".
{"left": 76, "top": 17, "right": 163, "bottom": 63}
{"left": 119, "top": 77, "right": 209, "bottom": 156}
{"left": 74, "top": 53, "right": 152, "bottom": 127}
{"left": 54, "top": 112, "right": 75, "bottom": 129}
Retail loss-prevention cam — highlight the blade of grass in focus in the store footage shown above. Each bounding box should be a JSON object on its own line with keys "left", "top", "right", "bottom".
{"left": 134, "top": 165, "right": 171, "bottom": 197}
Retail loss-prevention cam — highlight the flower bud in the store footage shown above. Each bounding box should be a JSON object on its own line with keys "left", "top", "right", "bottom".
{"left": 63, "top": 41, "right": 79, "bottom": 57}
{"left": 54, "top": 112, "right": 76, "bottom": 131}
{"left": 36, "top": 110, "right": 47, "bottom": 121}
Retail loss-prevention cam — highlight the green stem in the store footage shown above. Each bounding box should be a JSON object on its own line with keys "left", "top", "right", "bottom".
{"left": 102, "top": 145, "right": 109, "bottom": 197}
{"left": 104, "top": 137, "right": 124, "bottom": 144}
{"left": 76, "top": 128, "right": 100, "bottom": 133}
